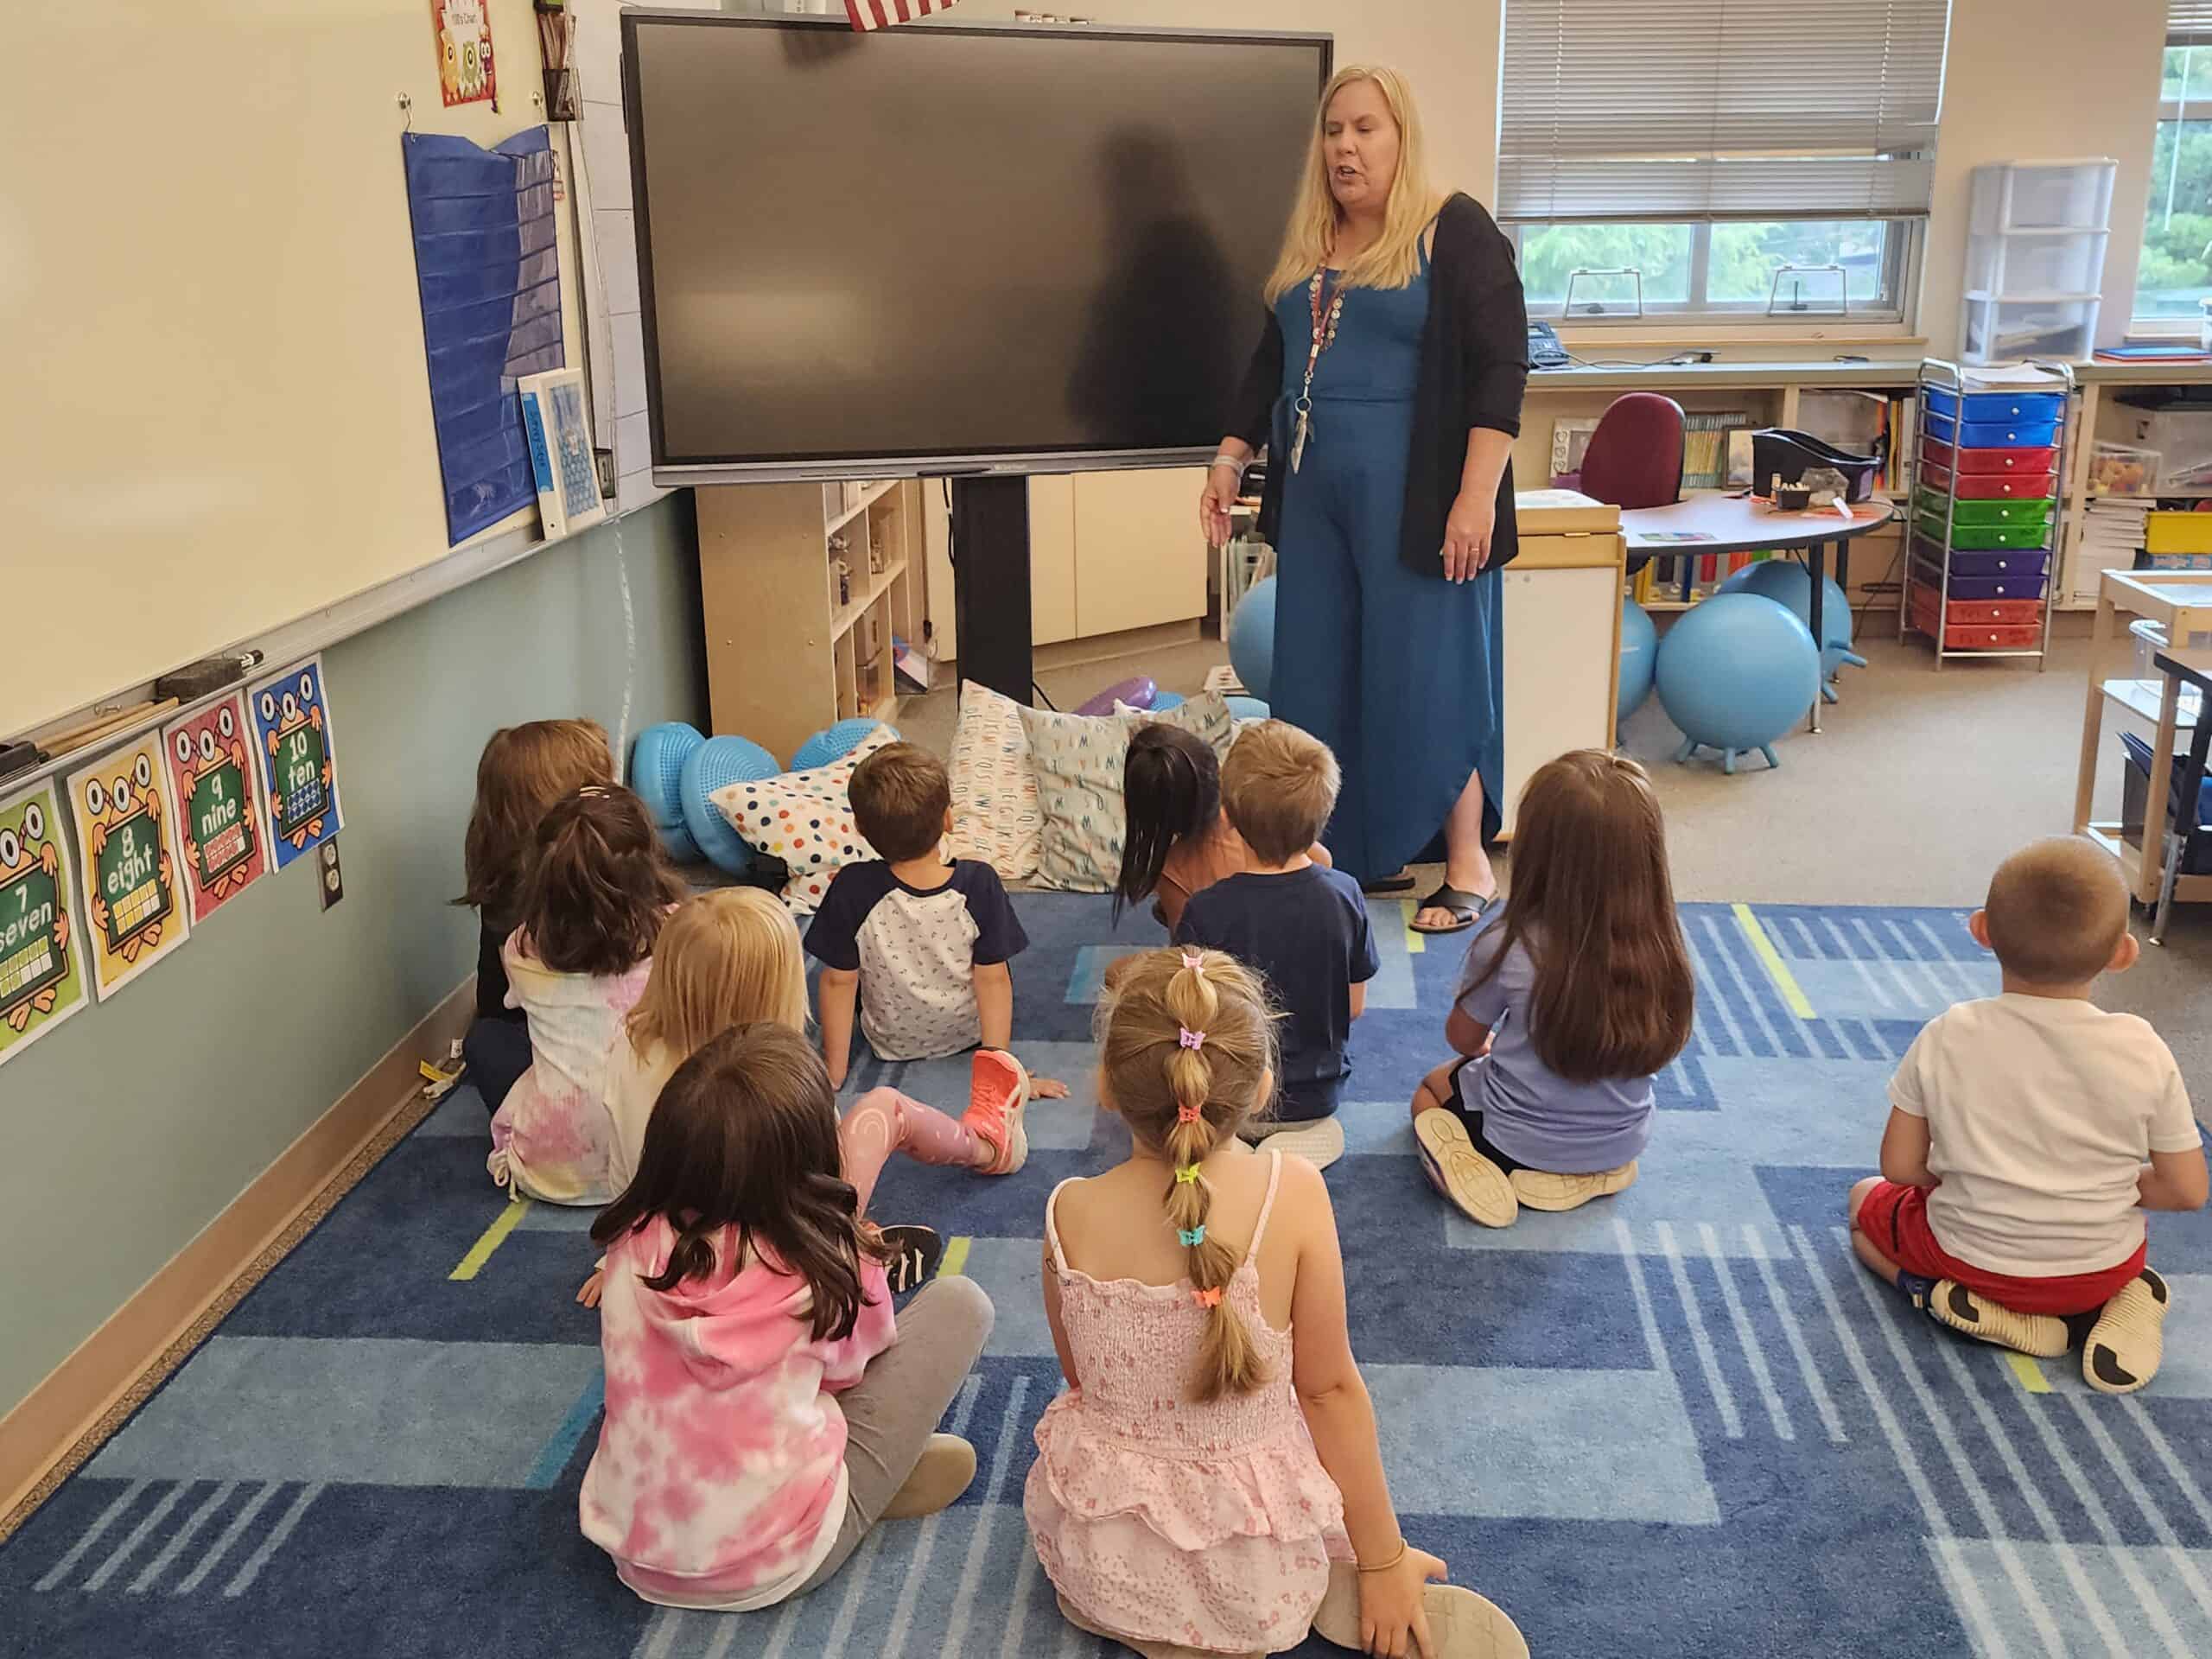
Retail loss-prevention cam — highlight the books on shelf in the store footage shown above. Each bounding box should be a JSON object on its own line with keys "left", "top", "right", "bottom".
{"left": 1682, "top": 410, "right": 1750, "bottom": 491}
{"left": 2074, "top": 500, "right": 2150, "bottom": 603}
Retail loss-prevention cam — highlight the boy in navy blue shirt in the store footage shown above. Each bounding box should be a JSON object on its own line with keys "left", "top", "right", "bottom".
{"left": 1173, "top": 721, "right": 1376, "bottom": 1169}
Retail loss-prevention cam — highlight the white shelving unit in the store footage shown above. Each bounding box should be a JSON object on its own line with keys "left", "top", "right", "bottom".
{"left": 1960, "top": 160, "right": 2117, "bottom": 365}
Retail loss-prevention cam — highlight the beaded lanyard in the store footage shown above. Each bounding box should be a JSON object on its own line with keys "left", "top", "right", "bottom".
{"left": 1289, "top": 269, "right": 1344, "bottom": 474}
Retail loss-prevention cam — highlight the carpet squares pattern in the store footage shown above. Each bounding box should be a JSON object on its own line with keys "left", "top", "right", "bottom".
{"left": 6, "top": 898, "right": 2212, "bottom": 1658}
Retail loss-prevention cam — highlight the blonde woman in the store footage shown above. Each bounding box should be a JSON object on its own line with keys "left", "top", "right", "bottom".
{"left": 1201, "top": 67, "right": 1528, "bottom": 936}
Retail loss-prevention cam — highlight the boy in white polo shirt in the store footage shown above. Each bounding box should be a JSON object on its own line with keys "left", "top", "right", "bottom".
{"left": 1847, "top": 836, "right": 2205, "bottom": 1394}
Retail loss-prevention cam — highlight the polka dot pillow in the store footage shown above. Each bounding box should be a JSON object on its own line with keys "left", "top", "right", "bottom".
{"left": 709, "top": 724, "right": 899, "bottom": 913}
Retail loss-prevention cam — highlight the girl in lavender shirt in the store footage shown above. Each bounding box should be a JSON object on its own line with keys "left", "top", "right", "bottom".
{"left": 1410, "top": 750, "right": 1695, "bottom": 1228}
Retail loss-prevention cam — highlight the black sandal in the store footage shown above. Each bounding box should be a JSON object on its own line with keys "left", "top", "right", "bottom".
{"left": 1410, "top": 884, "right": 1497, "bottom": 935}
{"left": 879, "top": 1224, "right": 944, "bottom": 1293}
{"left": 1361, "top": 868, "right": 1417, "bottom": 895}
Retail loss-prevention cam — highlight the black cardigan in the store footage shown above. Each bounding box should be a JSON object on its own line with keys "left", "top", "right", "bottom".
{"left": 1230, "top": 193, "right": 1530, "bottom": 576}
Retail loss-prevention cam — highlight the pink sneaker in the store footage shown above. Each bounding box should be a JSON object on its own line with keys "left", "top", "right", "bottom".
{"left": 964, "top": 1050, "right": 1031, "bottom": 1175}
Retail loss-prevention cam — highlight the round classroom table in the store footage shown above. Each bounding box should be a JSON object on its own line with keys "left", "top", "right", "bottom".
{"left": 1618, "top": 495, "right": 1896, "bottom": 734}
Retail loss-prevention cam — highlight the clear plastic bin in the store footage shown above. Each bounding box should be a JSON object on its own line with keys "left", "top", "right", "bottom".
{"left": 2089, "top": 441, "right": 2159, "bottom": 495}
{"left": 1961, "top": 295, "right": 2100, "bottom": 365}
{"left": 1962, "top": 227, "right": 2108, "bottom": 296}
{"left": 1969, "top": 161, "right": 2117, "bottom": 232}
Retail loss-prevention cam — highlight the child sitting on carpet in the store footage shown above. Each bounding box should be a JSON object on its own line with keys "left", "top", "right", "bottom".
{"left": 454, "top": 720, "right": 615, "bottom": 1113}
{"left": 1847, "top": 836, "right": 2204, "bottom": 1395}
{"left": 488, "top": 785, "right": 681, "bottom": 1205}
{"left": 1027, "top": 947, "right": 1527, "bottom": 1659}
{"left": 582, "top": 1023, "right": 994, "bottom": 1612}
{"left": 1411, "top": 751, "right": 1694, "bottom": 1229}
{"left": 808, "top": 741, "right": 1066, "bottom": 1101}
{"left": 1172, "top": 721, "right": 1375, "bottom": 1171}
{"left": 580, "top": 885, "right": 1030, "bottom": 1305}
{"left": 1116, "top": 722, "right": 1331, "bottom": 933}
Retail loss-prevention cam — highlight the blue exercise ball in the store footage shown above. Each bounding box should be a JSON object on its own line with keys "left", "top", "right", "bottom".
{"left": 1731, "top": 560, "right": 1867, "bottom": 693}
{"left": 1227, "top": 577, "right": 1276, "bottom": 704}
{"left": 1148, "top": 690, "right": 1184, "bottom": 712}
{"left": 679, "top": 734, "right": 783, "bottom": 874}
{"left": 791, "top": 717, "right": 889, "bottom": 772}
{"left": 630, "top": 721, "right": 704, "bottom": 863}
{"left": 1618, "top": 600, "right": 1657, "bottom": 725}
{"left": 1654, "top": 594, "right": 1821, "bottom": 774}
{"left": 1225, "top": 696, "right": 1271, "bottom": 721}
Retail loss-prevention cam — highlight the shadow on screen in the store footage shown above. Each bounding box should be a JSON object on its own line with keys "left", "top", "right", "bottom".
{"left": 1071, "top": 130, "right": 1247, "bottom": 448}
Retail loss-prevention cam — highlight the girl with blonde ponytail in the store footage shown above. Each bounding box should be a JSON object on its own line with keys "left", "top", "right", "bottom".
{"left": 1026, "top": 948, "right": 1526, "bottom": 1659}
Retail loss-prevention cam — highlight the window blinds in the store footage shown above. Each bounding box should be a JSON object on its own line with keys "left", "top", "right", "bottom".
{"left": 1497, "top": 0, "right": 1952, "bottom": 222}
{"left": 2171, "top": 2, "right": 2212, "bottom": 48}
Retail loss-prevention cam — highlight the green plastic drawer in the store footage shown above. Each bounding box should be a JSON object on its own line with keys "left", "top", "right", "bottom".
{"left": 1914, "top": 514, "right": 2051, "bottom": 550}
{"left": 1912, "top": 490, "right": 2054, "bottom": 528}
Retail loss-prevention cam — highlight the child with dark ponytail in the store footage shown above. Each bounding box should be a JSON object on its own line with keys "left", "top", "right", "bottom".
{"left": 1026, "top": 947, "right": 1526, "bottom": 1659}
{"left": 487, "top": 785, "right": 683, "bottom": 1205}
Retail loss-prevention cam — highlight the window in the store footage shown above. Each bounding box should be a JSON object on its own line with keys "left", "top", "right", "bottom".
{"left": 1497, "top": 1, "right": 1948, "bottom": 326}
{"left": 2137, "top": 6, "right": 2212, "bottom": 327}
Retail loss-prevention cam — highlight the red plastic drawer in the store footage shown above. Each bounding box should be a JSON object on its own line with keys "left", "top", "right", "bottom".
{"left": 1918, "top": 461, "right": 2057, "bottom": 499}
{"left": 1936, "top": 598, "right": 2044, "bottom": 626}
{"left": 1911, "top": 588, "right": 2045, "bottom": 648}
{"left": 1919, "top": 439, "right": 2061, "bottom": 476}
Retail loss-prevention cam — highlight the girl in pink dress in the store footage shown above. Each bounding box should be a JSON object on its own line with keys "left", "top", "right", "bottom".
{"left": 1027, "top": 947, "right": 1527, "bottom": 1659}
{"left": 488, "top": 785, "right": 682, "bottom": 1205}
{"left": 582, "top": 1022, "right": 992, "bottom": 1611}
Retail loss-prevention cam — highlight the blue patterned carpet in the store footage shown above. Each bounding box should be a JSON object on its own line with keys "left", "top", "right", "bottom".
{"left": 8, "top": 897, "right": 2212, "bottom": 1659}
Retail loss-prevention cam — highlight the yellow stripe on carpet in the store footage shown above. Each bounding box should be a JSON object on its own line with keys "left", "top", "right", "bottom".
{"left": 1732, "top": 903, "right": 1815, "bottom": 1018}
{"left": 450, "top": 1198, "right": 531, "bottom": 1281}
{"left": 2005, "top": 1352, "right": 2052, "bottom": 1394}
{"left": 1400, "top": 899, "right": 1426, "bottom": 954}
{"left": 938, "top": 1236, "right": 972, "bottom": 1280}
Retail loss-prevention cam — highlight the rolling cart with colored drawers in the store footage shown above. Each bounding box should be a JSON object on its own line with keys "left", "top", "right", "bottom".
{"left": 1903, "top": 359, "right": 2074, "bottom": 667}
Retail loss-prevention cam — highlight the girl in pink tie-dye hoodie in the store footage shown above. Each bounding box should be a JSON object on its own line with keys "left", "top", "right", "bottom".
{"left": 582, "top": 1022, "right": 995, "bottom": 1611}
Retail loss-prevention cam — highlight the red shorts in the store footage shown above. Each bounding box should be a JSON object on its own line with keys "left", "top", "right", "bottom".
{"left": 1853, "top": 1179, "right": 2145, "bottom": 1316}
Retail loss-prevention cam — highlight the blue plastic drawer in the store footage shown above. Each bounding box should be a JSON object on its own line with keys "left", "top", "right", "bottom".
{"left": 1923, "top": 388, "right": 2066, "bottom": 424}
{"left": 1943, "top": 549, "right": 2052, "bottom": 580}
{"left": 1923, "top": 410, "right": 2061, "bottom": 449}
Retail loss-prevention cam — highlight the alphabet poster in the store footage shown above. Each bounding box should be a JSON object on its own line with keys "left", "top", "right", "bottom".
{"left": 65, "top": 735, "right": 190, "bottom": 1001}
{"left": 163, "top": 693, "right": 271, "bottom": 924}
{"left": 250, "top": 658, "right": 344, "bottom": 869}
{"left": 0, "top": 780, "right": 87, "bottom": 1065}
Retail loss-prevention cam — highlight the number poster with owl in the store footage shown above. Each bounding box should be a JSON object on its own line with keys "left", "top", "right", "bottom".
{"left": 249, "top": 658, "right": 345, "bottom": 870}
{"left": 162, "top": 693, "right": 271, "bottom": 924}
{"left": 64, "top": 734, "right": 191, "bottom": 1001}
{"left": 0, "top": 779, "right": 88, "bottom": 1065}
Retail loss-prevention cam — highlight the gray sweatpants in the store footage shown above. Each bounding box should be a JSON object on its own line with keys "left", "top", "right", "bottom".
{"left": 796, "top": 1273, "right": 995, "bottom": 1593}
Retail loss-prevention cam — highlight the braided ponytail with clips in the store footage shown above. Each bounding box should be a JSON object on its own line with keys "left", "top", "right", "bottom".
{"left": 1160, "top": 950, "right": 1265, "bottom": 1402}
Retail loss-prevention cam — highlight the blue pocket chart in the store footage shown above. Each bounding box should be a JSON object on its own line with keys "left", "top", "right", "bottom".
{"left": 403, "top": 126, "right": 567, "bottom": 544}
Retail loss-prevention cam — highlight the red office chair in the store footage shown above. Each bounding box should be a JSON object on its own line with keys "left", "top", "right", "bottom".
{"left": 1577, "top": 392, "right": 1686, "bottom": 573}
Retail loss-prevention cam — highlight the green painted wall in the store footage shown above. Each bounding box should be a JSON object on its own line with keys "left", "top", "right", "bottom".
{"left": 0, "top": 495, "right": 706, "bottom": 1419}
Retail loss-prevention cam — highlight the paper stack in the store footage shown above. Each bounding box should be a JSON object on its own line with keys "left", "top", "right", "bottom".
{"left": 2073, "top": 501, "right": 2148, "bottom": 603}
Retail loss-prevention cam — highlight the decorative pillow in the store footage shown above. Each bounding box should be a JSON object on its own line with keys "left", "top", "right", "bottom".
{"left": 709, "top": 723, "right": 900, "bottom": 913}
{"left": 945, "top": 681, "right": 1041, "bottom": 881}
{"left": 1018, "top": 692, "right": 1234, "bottom": 893}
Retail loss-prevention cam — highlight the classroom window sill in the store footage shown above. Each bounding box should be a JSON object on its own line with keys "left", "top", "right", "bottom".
{"left": 1554, "top": 325, "right": 1924, "bottom": 351}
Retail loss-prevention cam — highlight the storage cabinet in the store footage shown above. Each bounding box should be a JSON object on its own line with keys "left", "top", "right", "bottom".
{"left": 1497, "top": 497, "right": 1627, "bottom": 836}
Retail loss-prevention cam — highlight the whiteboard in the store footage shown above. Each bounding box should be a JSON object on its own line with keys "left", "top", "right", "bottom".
{"left": 3, "top": 1, "right": 590, "bottom": 738}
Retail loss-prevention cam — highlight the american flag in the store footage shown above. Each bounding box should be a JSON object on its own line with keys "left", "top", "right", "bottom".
{"left": 844, "top": 0, "right": 957, "bottom": 29}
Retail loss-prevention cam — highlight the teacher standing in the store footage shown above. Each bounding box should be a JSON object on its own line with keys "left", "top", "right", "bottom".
{"left": 1202, "top": 65, "right": 1528, "bottom": 933}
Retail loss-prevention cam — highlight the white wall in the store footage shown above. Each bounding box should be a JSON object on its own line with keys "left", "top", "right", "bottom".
{"left": 1918, "top": 0, "right": 2169, "bottom": 357}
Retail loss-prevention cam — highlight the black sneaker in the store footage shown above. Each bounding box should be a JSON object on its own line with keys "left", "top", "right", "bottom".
{"left": 880, "top": 1224, "right": 944, "bottom": 1294}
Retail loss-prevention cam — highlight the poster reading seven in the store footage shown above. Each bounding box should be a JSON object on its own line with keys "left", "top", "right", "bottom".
{"left": 429, "top": 0, "right": 496, "bottom": 107}
{"left": 0, "top": 780, "right": 87, "bottom": 1065}
{"left": 250, "top": 658, "right": 344, "bottom": 870}
{"left": 65, "top": 734, "right": 191, "bottom": 1001}
{"left": 163, "top": 693, "right": 271, "bottom": 924}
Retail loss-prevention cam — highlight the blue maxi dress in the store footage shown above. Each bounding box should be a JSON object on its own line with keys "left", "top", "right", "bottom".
{"left": 1268, "top": 255, "right": 1506, "bottom": 884}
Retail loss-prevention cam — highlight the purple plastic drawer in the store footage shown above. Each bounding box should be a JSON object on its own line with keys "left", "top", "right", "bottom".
{"left": 1943, "top": 549, "right": 2052, "bottom": 580}
{"left": 1912, "top": 557, "right": 2049, "bottom": 601}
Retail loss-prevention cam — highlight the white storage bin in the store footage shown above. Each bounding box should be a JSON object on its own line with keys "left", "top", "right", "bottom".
{"left": 1961, "top": 295, "right": 2100, "bottom": 365}
{"left": 1963, "top": 228, "right": 2109, "bottom": 297}
{"left": 2126, "top": 409, "right": 2212, "bottom": 491}
{"left": 1970, "top": 161, "right": 2116, "bottom": 232}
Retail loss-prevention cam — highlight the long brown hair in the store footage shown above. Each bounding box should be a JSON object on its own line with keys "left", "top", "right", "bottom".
{"left": 591, "top": 1024, "right": 891, "bottom": 1341}
{"left": 1465, "top": 751, "right": 1693, "bottom": 1083}
{"left": 1097, "top": 948, "right": 1280, "bottom": 1402}
{"left": 457, "top": 720, "right": 614, "bottom": 918}
{"left": 516, "top": 785, "right": 683, "bottom": 977}
{"left": 626, "top": 888, "right": 810, "bottom": 1060}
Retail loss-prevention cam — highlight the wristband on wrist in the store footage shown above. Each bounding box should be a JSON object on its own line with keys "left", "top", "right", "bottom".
{"left": 1209, "top": 453, "right": 1246, "bottom": 474}
{"left": 1356, "top": 1539, "right": 1408, "bottom": 1573}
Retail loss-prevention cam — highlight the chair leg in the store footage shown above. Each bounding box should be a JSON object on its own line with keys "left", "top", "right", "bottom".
{"left": 2151, "top": 830, "right": 2186, "bottom": 945}
{"left": 1674, "top": 736, "right": 1698, "bottom": 766}
{"left": 1759, "top": 744, "right": 1781, "bottom": 771}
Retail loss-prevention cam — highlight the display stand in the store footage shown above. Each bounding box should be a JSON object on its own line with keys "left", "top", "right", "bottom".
{"left": 947, "top": 475, "right": 1035, "bottom": 706}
